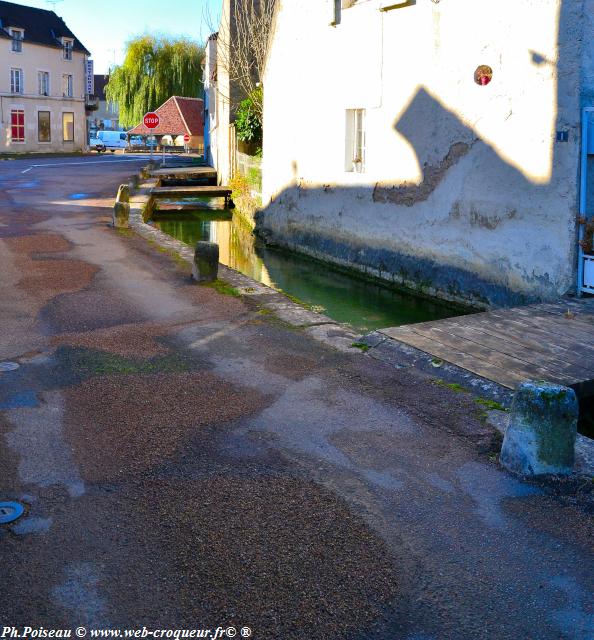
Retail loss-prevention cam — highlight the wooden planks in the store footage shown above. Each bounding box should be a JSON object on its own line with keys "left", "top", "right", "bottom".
{"left": 379, "top": 299, "right": 594, "bottom": 390}
{"left": 151, "top": 185, "right": 232, "bottom": 198}
{"left": 150, "top": 166, "right": 217, "bottom": 178}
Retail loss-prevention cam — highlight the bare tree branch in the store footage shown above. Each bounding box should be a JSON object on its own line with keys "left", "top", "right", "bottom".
{"left": 203, "top": 0, "right": 276, "bottom": 119}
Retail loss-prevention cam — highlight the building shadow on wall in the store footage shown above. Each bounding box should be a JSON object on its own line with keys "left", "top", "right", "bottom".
{"left": 255, "top": 0, "right": 578, "bottom": 309}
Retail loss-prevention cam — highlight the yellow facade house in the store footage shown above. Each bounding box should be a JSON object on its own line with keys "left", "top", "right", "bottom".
{"left": 0, "top": 0, "right": 91, "bottom": 153}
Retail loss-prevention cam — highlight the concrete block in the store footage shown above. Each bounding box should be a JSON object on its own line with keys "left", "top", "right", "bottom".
{"left": 113, "top": 201, "right": 130, "bottom": 229}
{"left": 500, "top": 381, "right": 578, "bottom": 476}
{"left": 192, "top": 241, "right": 219, "bottom": 282}
{"left": 116, "top": 184, "right": 130, "bottom": 203}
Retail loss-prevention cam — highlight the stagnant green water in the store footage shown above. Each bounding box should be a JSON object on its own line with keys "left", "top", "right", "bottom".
{"left": 151, "top": 207, "right": 465, "bottom": 332}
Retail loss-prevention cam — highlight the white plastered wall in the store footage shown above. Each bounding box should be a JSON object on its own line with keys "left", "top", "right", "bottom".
{"left": 261, "top": 0, "right": 587, "bottom": 306}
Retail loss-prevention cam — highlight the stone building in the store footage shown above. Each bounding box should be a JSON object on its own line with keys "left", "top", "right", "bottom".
{"left": 259, "top": 0, "right": 594, "bottom": 307}
{"left": 89, "top": 74, "right": 119, "bottom": 133}
{"left": 204, "top": 0, "right": 269, "bottom": 185}
{"left": 0, "top": 0, "right": 91, "bottom": 153}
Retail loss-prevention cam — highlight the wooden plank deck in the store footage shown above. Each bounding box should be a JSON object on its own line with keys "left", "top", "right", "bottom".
{"left": 379, "top": 298, "right": 594, "bottom": 393}
{"left": 151, "top": 185, "right": 232, "bottom": 198}
{"left": 150, "top": 166, "right": 217, "bottom": 178}
{"left": 154, "top": 202, "right": 229, "bottom": 212}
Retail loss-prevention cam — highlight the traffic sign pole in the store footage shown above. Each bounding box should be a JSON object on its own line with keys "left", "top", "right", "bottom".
{"left": 143, "top": 112, "right": 160, "bottom": 164}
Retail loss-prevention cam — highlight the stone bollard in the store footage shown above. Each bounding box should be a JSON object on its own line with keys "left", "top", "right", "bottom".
{"left": 112, "top": 184, "right": 131, "bottom": 228}
{"left": 116, "top": 183, "right": 130, "bottom": 203}
{"left": 500, "top": 381, "right": 578, "bottom": 476}
{"left": 113, "top": 201, "right": 130, "bottom": 228}
{"left": 192, "top": 241, "right": 219, "bottom": 283}
{"left": 129, "top": 174, "right": 139, "bottom": 190}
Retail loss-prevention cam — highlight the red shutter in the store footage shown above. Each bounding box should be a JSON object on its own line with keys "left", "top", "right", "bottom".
{"left": 11, "top": 110, "right": 24, "bottom": 141}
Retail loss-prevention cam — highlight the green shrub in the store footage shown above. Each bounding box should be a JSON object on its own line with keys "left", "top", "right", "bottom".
{"left": 236, "top": 88, "right": 263, "bottom": 144}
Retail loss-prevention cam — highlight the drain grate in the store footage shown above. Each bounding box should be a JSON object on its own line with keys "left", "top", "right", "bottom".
{"left": 0, "top": 501, "right": 24, "bottom": 524}
{"left": 0, "top": 362, "right": 19, "bottom": 372}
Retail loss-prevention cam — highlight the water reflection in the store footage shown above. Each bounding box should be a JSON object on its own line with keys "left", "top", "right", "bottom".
{"left": 152, "top": 208, "right": 463, "bottom": 331}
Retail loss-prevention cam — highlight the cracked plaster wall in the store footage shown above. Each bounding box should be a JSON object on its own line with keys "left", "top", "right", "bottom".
{"left": 260, "top": 0, "right": 592, "bottom": 307}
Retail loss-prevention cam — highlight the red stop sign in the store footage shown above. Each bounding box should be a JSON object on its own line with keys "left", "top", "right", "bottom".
{"left": 183, "top": 133, "right": 190, "bottom": 143}
{"left": 143, "top": 112, "right": 159, "bottom": 129}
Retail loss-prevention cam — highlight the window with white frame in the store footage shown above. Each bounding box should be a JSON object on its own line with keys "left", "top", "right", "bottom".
{"left": 10, "top": 68, "right": 23, "bottom": 94}
{"left": 62, "top": 74, "right": 73, "bottom": 97}
{"left": 9, "top": 28, "right": 24, "bottom": 52}
{"left": 11, "top": 110, "right": 25, "bottom": 142}
{"left": 38, "top": 71, "right": 50, "bottom": 96}
{"left": 62, "top": 38, "right": 73, "bottom": 60}
{"left": 345, "top": 108, "right": 366, "bottom": 173}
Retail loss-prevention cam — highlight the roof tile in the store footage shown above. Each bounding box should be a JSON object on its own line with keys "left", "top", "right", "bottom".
{"left": 128, "top": 96, "right": 204, "bottom": 136}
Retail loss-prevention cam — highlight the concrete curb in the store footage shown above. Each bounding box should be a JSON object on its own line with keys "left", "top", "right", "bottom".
{"left": 124, "top": 173, "right": 361, "bottom": 354}
{"left": 359, "top": 330, "right": 514, "bottom": 405}
{"left": 122, "top": 170, "right": 594, "bottom": 480}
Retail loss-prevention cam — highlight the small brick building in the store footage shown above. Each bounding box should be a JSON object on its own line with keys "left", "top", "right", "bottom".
{"left": 128, "top": 96, "right": 204, "bottom": 148}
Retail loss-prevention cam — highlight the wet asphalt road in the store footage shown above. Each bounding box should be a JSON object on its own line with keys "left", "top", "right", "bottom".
{"left": 0, "top": 155, "right": 592, "bottom": 639}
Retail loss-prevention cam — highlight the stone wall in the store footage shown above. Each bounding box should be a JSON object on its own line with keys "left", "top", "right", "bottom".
{"left": 259, "top": 0, "right": 591, "bottom": 307}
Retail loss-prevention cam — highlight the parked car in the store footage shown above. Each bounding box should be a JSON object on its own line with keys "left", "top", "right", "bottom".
{"left": 97, "top": 130, "right": 128, "bottom": 152}
{"left": 129, "top": 135, "right": 144, "bottom": 147}
{"left": 89, "top": 135, "right": 106, "bottom": 153}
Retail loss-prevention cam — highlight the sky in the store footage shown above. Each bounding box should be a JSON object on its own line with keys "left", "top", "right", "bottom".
{"left": 14, "top": 0, "right": 222, "bottom": 73}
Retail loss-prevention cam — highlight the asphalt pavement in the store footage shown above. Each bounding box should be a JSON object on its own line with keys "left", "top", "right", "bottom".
{"left": 0, "top": 154, "right": 592, "bottom": 640}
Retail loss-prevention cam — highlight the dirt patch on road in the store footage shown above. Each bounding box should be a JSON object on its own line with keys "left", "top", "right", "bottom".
{"left": 4, "top": 233, "right": 98, "bottom": 303}
{"left": 0, "top": 211, "right": 52, "bottom": 238}
{"left": 19, "top": 259, "right": 97, "bottom": 298}
{"left": 67, "top": 475, "right": 398, "bottom": 636}
{"left": 502, "top": 495, "right": 594, "bottom": 552}
{"left": 7, "top": 233, "right": 71, "bottom": 254}
{"left": 64, "top": 371, "right": 269, "bottom": 481}
{"left": 51, "top": 321, "right": 172, "bottom": 359}
{"left": 264, "top": 353, "right": 322, "bottom": 380}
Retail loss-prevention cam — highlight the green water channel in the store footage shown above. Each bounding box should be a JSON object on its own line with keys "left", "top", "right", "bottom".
{"left": 151, "top": 206, "right": 466, "bottom": 332}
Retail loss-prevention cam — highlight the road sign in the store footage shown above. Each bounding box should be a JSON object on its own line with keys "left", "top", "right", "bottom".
{"left": 143, "top": 112, "right": 159, "bottom": 129}
{"left": 183, "top": 133, "right": 190, "bottom": 143}
{"left": 86, "top": 60, "right": 94, "bottom": 95}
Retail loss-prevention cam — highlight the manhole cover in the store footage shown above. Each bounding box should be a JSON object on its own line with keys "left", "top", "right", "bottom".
{"left": 0, "top": 362, "right": 19, "bottom": 372}
{"left": 0, "top": 501, "right": 24, "bottom": 524}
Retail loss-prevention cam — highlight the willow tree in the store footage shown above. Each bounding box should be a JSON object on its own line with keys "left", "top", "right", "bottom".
{"left": 106, "top": 35, "right": 204, "bottom": 128}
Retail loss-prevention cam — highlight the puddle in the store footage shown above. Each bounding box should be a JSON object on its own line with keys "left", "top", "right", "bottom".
{"left": 0, "top": 390, "right": 39, "bottom": 409}
{"left": 151, "top": 203, "right": 465, "bottom": 331}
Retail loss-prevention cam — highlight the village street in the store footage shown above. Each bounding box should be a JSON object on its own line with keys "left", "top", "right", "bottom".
{"left": 0, "top": 157, "right": 592, "bottom": 639}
